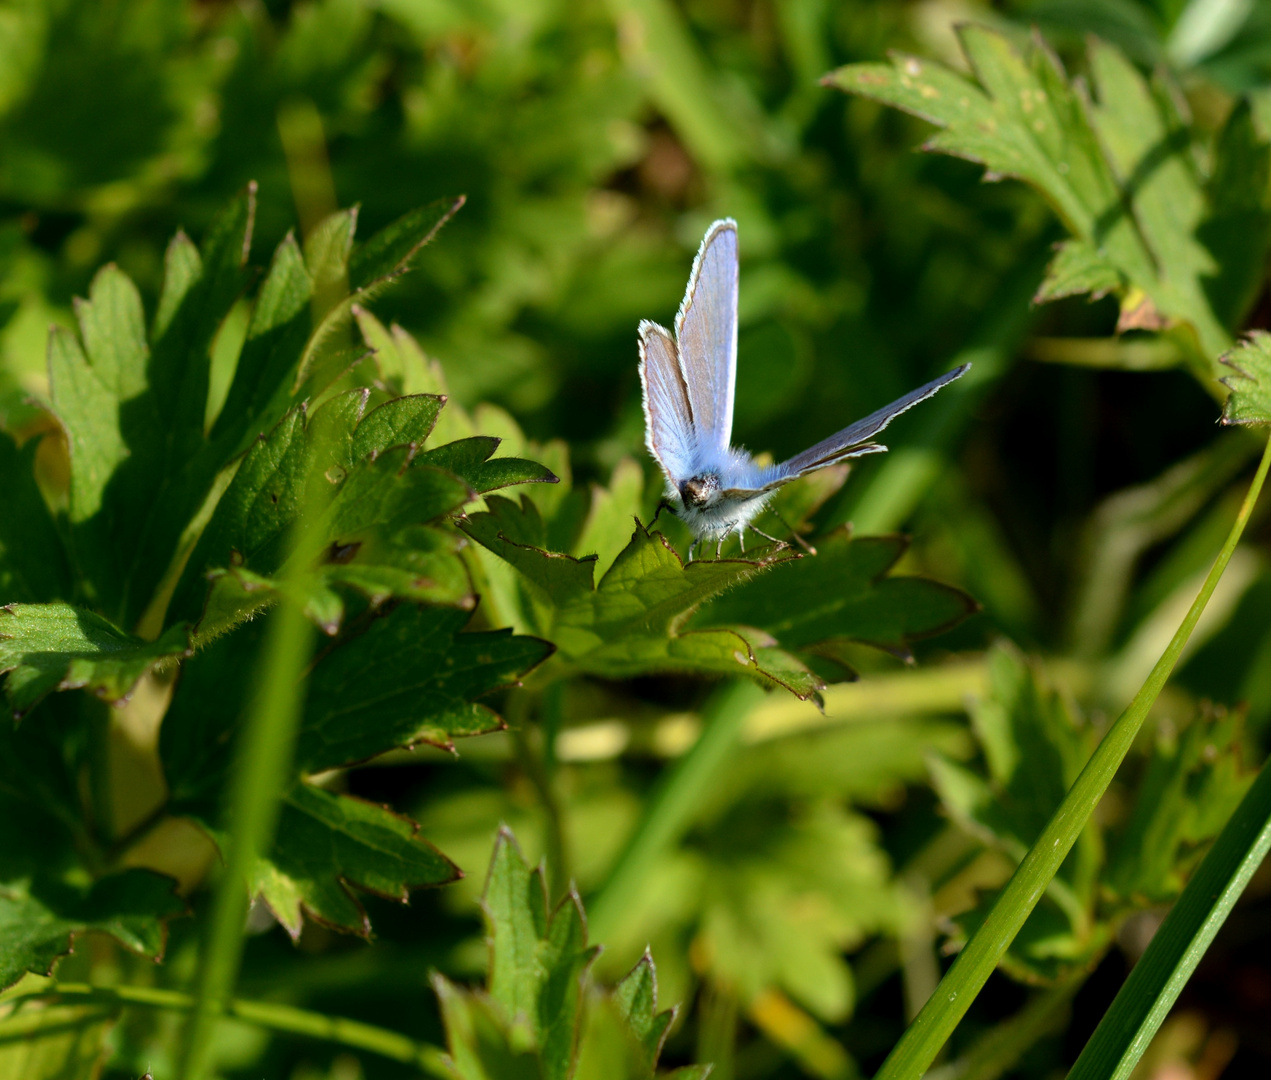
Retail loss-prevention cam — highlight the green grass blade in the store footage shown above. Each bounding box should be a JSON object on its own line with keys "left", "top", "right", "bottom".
{"left": 872, "top": 432, "right": 1271, "bottom": 1080}
{"left": 1066, "top": 753, "right": 1271, "bottom": 1080}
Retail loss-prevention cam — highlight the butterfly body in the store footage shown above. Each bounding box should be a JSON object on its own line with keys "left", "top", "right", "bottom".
{"left": 639, "top": 220, "right": 967, "bottom": 557}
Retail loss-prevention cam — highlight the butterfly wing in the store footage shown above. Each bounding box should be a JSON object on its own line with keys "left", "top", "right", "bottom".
{"left": 716, "top": 363, "right": 970, "bottom": 498}
{"left": 639, "top": 320, "right": 696, "bottom": 483}
{"left": 675, "top": 219, "right": 738, "bottom": 458}
{"left": 776, "top": 363, "right": 970, "bottom": 478}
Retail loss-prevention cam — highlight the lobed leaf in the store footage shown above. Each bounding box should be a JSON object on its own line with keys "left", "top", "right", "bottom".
{"left": 1105, "top": 706, "right": 1252, "bottom": 903}
{"left": 825, "top": 27, "right": 1257, "bottom": 365}
{"left": 691, "top": 528, "right": 978, "bottom": 675}
{"left": 161, "top": 605, "right": 550, "bottom": 937}
{"left": 255, "top": 782, "right": 459, "bottom": 939}
{"left": 433, "top": 828, "right": 700, "bottom": 1080}
{"left": 172, "top": 391, "right": 482, "bottom": 639}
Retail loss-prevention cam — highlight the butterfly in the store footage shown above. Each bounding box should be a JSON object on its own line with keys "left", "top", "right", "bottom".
{"left": 639, "top": 218, "right": 969, "bottom": 559}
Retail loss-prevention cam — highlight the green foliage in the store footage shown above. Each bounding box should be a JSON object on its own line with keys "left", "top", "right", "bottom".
{"left": 0, "top": 706, "right": 184, "bottom": 987}
{"left": 465, "top": 471, "right": 977, "bottom": 704}
{"left": 6, "top": 3, "right": 1271, "bottom": 1078}
{"left": 432, "top": 828, "right": 707, "bottom": 1080}
{"left": 932, "top": 645, "right": 1254, "bottom": 984}
{"left": 0, "top": 1003, "right": 116, "bottom": 1079}
{"left": 0, "top": 187, "right": 567, "bottom": 975}
{"left": 1221, "top": 331, "right": 1271, "bottom": 425}
{"left": 826, "top": 25, "right": 1271, "bottom": 371}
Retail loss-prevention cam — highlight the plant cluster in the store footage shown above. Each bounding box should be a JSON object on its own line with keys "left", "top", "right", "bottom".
{"left": 5, "top": 3, "right": 1271, "bottom": 1080}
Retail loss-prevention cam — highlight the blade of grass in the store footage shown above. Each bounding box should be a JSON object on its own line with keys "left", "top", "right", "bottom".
{"left": 1066, "top": 752, "right": 1271, "bottom": 1080}
{"left": 587, "top": 679, "right": 764, "bottom": 943}
{"left": 8, "top": 982, "right": 450, "bottom": 1077}
{"left": 872, "top": 431, "right": 1271, "bottom": 1080}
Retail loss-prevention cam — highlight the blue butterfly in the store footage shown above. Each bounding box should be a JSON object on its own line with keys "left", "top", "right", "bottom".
{"left": 639, "top": 219, "right": 969, "bottom": 559}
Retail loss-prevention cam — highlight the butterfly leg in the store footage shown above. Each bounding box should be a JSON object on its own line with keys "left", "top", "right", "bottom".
{"left": 748, "top": 524, "right": 783, "bottom": 546}
{"left": 686, "top": 538, "right": 701, "bottom": 563}
{"left": 714, "top": 522, "right": 738, "bottom": 560}
{"left": 770, "top": 509, "right": 818, "bottom": 555}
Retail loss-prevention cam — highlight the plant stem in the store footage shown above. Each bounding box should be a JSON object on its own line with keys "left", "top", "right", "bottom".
{"left": 8, "top": 982, "right": 450, "bottom": 1077}
{"left": 178, "top": 597, "right": 314, "bottom": 1079}
{"left": 873, "top": 431, "right": 1271, "bottom": 1080}
{"left": 587, "top": 679, "right": 764, "bottom": 943}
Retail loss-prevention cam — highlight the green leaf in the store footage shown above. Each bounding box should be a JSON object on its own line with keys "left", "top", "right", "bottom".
{"left": 1106, "top": 706, "right": 1253, "bottom": 903}
{"left": 573, "top": 457, "right": 645, "bottom": 577}
{"left": 825, "top": 28, "right": 1233, "bottom": 362}
{"left": 1199, "top": 99, "right": 1271, "bottom": 331}
{"left": 161, "top": 605, "right": 550, "bottom": 937}
{"left": 0, "top": 706, "right": 184, "bottom": 990}
{"left": 1220, "top": 331, "right": 1271, "bottom": 426}
{"left": 0, "top": 433, "right": 70, "bottom": 605}
{"left": 1067, "top": 753, "right": 1271, "bottom": 1080}
{"left": 0, "top": 864, "right": 184, "bottom": 990}
{"left": 433, "top": 827, "right": 704, "bottom": 1080}
{"left": 420, "top": 436, "right": 559, "bottom": 494}
{"left": 172, "top": 391, "right": 478, "bottom": 639}
{"left": 462, "top": 495, "right": 597, "bottom": 612}
{"left": 465, "top": 505, "right": 823, "bottom": 696}
{"left": 207, "top": 231, "right": 314, "bottom": 456}
{"left": 483, "top": 829, "right": 598, "bottom": 1078}
{"left": 0, "top": 603, "right": 189, "bottom": 717}
{"left": 928, "top": 646, "right": 1102, "bottom": 984}
{"left": 0, "top": 1003, "right": 116, "bottom": 1078}
{"left": 691, "top": 528, "right": 978, "bottom": 673}
{"left": 298, "top": 197, "right": 464, "bottom": 385}
{"left": 349, "top": 197, "right": 467, "bottom": 292}
{"left": 297, "top": 604, "right": 553, "bottom": 769}
{"left": 254, "top": 781, "right": 459, "bottom": 939}
{"left": 43, "top": 190, "right": 256, "bottom": 627}
{"left": 611, "top": 953, "right": 676, "bottom": 1072}
{"left": 1034, "top": 240, "right": 1123, "bottom": 304}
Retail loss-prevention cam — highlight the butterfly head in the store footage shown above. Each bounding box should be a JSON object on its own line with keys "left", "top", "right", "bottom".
{"left": 679, "top": 472, "right": 721, "bottom": 509}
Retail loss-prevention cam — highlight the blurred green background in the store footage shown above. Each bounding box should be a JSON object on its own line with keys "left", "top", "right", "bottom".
{"left": 6, "top": 0, "right": 1271, "bottom": 1078}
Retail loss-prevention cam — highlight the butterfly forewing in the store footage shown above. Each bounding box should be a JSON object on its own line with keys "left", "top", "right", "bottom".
{"left": 638, "top": 319, "right": 696, "bottom": 483}
{"left": 776, "top": 363, "right": 970, "bottom": 478}
{"left": 675, "top": 219, "right": 738, "bottom": 458}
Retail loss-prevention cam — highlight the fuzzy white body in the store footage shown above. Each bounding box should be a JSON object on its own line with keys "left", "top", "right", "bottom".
{"left": 663, "top": 445, "right": 778, "bottom": 543}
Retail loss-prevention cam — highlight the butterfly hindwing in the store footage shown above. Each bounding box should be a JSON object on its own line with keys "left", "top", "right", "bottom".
{"left": 675, "top": 219, "right": 738, "bottom": 459}
{"left": 639, "top": 319, "right": 696, "bottom": 484}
